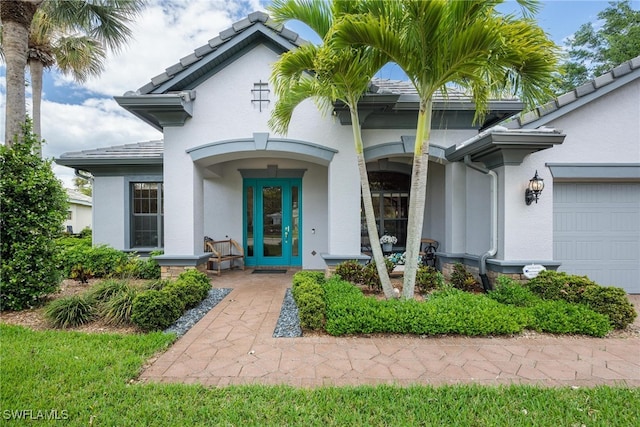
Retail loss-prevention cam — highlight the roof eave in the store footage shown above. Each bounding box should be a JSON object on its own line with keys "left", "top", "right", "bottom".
{"left": 114, "top": 92, "right": 195, "bottom": 130}
{"left": 445, "top": 130, "right": 566, "bottom": 169}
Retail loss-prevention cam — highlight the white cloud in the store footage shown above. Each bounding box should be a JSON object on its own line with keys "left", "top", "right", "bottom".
{"left": 3, "top": 0, "right": 265, "bottom": 188}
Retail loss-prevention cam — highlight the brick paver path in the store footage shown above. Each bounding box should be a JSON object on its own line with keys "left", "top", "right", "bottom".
{"left": 140, "top": 270, "right": 640, "bottom": 387}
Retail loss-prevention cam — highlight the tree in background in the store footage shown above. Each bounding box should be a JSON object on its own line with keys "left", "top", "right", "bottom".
{"left": 334, "top": 0, "right": 559, "bottom": 298}
{"left": 26, "top": 0, "right": 145, "bottom": 154}
{"left": 0, "top": 120, "right": 68, "bottom": 310}
{"left": 73, "top": 175, "right": 93, "bottom": 196}
{"left": 0, "top": 0, "right": 42, "bottom": 146}
{"left": 557, "top": 0, "right": 640, "bottom": 93}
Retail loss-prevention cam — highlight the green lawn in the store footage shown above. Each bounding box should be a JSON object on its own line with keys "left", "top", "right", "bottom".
{"left": 1, "top": 324, "right": 638, "bottom": 426}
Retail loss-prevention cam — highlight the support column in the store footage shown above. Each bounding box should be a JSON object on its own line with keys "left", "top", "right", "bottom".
{"left": 322, "top": 147, "right": 365, "bottom": 267}
{"left": 156, "top": 138, "right": 209, "bottom": 277}
{"left": 444, "top": 162, "right": 467, "bottom": 254}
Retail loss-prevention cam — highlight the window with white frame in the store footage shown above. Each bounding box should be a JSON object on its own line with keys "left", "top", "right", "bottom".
{"left": 131, "top": 182, "right": 163, "bottom": 248}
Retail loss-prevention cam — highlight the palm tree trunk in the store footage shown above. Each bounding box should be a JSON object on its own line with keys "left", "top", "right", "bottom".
{"left": 350, "top": 107, "right": 395, "bottom": 299}
{"left": 1, "top": 1, "right": 40, "bottom": 145}
{"left": 403, "top": 98, "right": 433, "bottom": 299}
{"left": 28, "top": 58, "right": 44, "bottom": 156}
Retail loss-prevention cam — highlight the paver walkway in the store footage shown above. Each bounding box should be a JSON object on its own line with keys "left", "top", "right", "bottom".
{"left": 140, "top": 270, "right": 640, "bottom": 387}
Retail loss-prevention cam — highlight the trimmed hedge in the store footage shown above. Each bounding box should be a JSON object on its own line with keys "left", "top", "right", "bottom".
{"left": 527, "top": 300, "right": 611, "bottom": 337}
{"left": 526, "top": 271, "right": 637, "bottom": 329}
{"left": 490, "top": 276, "right": 613, "bottom": 336}
{"left": 130, "top": 270, "right": 211, "bottom": 331}
{"left": 291, "top": 271, "right": 325, "bottom": 330}
{"left": 131, "top": 290, "right": 183, "bottom": 332}
{"left": 323, "top": 277, "right": 528, "bottom": 336}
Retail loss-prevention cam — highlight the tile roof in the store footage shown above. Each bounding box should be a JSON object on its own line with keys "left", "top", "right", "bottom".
{"left": 133, "top": 11, "right": 306, "bottom": 95}
{"left": 57, "top": 140, "right": 163, "bottom": 162}
{"left": 515, "top": 55, "right": 640, "bottom": 128}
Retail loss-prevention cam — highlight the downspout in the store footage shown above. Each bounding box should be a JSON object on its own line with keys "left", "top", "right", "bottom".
{"left": 463, "top": 156, "right": 497, "bottom": 292}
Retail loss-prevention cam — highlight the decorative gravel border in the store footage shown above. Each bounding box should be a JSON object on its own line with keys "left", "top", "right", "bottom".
{"left": 273, "top": 288, "right": 302, "bottom": 338}
{"left": 164, "top": 288, "right": 232, "bottom": 337}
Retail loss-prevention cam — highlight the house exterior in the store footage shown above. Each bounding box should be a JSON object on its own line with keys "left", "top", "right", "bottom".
{"left": 56, "top": 12, "right": 639, "bottom": 293}
{"left": 64, "top": 188, "right": 92, "bottom": 234}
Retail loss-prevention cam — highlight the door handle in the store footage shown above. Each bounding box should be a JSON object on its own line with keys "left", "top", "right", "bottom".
{"left": 284, "top": 226, "right": 290, "bottom": 242}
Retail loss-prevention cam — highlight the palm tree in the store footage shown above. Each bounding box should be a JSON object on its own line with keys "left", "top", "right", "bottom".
{"left": 1, "top": 0, "right": 42, "bottom": 146}
{"left": 26, "top": 0, "right": 144, "bottom": 154}
{"left": 333, "top": 0, "right": 559, "bottom": 298}
{"left": 268, "top": 0, "right": 397, "bottom": 298}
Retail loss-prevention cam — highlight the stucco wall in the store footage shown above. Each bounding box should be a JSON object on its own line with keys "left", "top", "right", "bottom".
{"left": 93, "top": 176, "right": 125, "bottom": 249}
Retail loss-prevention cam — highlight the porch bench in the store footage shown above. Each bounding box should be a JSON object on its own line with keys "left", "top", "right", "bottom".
{"left": 205, "top": 239, "right": 245, "bottom": 275}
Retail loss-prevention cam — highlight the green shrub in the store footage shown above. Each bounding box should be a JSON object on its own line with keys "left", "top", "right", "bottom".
{"left": 177, "top": 269, "right": 210, "bottom": 288}
{"left": 131, "top": 290, "right": 183, "bottom": 332}
{"left": 0, "top": 122, "right": 68, "bottom": 310}
{"left": 526, "top": 271, "right": 636, "bottom": 330}
{"left": 59, "top": 244, "right": 130, "bottom": 279}
{"left": 292, "top": 270, "right": 325, "bottom": 287}
{"left": 581, "top": 286, "right": 637, "bottom": 329}
{"left": 449, "top": 263, "right": 479, "bottom": 292}
{"left": 526, "top": 270, "right": 596, "bottom": 302}
{"left": 527, "top": 300, "right": 611, "bottom": 337}
{"left": 334, "top": 260, "right": 393, "bottom": 291}
{"left": 334, "top": 260, "right": 363, "bottom": 284}
{"left": 164, "top": 279, "right": 209, "bottom": 311}
{"left": 360, "top": 260, "right": 395, "bottom": 291}
{"left": 128, "top": 253, "right": 162, "bottom": 280}
{"left": 291, "top": 277, "right": 325, "bottom": 330}
{"left": 416, "top": 266, "right": 445, "bottom": 294}
{"left": 489, "top": 276, "right": 541, "bottom": 307}
{"left": 44, "top": 295, "right": 96, "bottom": 328}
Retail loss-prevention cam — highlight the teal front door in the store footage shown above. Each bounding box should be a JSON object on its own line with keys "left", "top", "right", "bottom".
{"left": 243, "top": 179, "right": 301, "bottom": 267}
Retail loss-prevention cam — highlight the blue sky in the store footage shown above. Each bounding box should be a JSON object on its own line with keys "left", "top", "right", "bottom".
{"left": 0, "top": 0, "right": 638, "bottom": 186}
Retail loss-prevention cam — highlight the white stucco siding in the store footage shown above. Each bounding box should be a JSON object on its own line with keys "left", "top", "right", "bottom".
{"left": 536, "top": 79, "right": 640, "bottom": 163}
{"left": 464, "top": 169, "right": 492, "bottom": 255}
{"left": 93, "top": 176, "right": 125, "bottom": 249}
{"left": 423, "top": 162, "right": 446, "bottom": 246}
{"left": 164, "top": 127, "right": 205, "bottom": 255}
{"left": 500, "top": 164, "right": 554, "bottom": 260}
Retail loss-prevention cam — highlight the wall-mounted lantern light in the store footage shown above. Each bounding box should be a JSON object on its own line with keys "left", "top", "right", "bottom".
{"left": 525, "top": 170, "right": 544, "bottom": 205}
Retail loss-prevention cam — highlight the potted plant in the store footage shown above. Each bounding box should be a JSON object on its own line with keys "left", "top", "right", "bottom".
{"left": 380, "top": 235, "right": 397, "bottom": 252}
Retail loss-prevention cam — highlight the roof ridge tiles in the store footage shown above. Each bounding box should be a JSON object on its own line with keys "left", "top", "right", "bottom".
{"left": 132, "top": 11, "right": 303, "bottom": 95}
{"left": 517, "top": 54, "right": 640, "bottom": 127}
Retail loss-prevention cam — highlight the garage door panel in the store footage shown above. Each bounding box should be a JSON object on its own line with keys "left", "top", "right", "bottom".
{"left": 611, "top": 240, "right": 639, "bottom": 260}
{"left": 554, "top": 182, "right": 640, "bottom": 294}
{"left": 611, "top": 212, "right": 640, "bottom": 231}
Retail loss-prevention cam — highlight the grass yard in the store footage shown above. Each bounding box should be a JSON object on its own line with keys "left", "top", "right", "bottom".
{"left": 1, "top": 324, "right": 639, "bottom": 426}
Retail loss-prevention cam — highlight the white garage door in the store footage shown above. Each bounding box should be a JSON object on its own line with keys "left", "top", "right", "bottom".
{"left": 554, "top": 182, "right": 640, "bottom": 294}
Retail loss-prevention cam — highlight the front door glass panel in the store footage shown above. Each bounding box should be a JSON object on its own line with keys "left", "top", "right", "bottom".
{"left": 262, "top": 186, "right": 283, "bottom": 257}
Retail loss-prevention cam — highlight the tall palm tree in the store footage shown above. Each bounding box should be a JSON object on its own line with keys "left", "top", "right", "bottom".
{"left": 1, "top": 0, "right": 42, "bottom": 146}
{"left": 268, "top": 0, "right": 397, "bottom": 298}
{"left": 27, "top": 0, "right": 144, "bottom": 154}
{"left": 333, "top": 0, "right": 559, "bottom": 298}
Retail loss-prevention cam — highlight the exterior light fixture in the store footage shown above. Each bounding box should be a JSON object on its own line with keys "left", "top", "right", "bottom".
{"left": 525, "top": 170, "right": 544, "bottom": 205}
